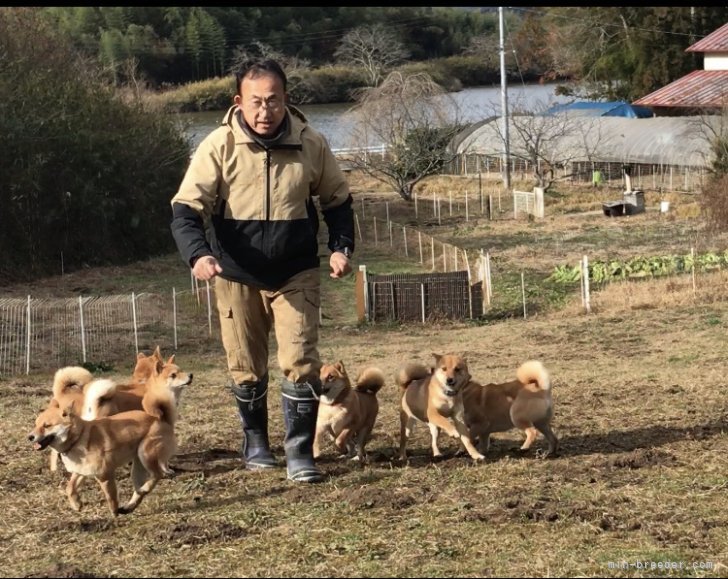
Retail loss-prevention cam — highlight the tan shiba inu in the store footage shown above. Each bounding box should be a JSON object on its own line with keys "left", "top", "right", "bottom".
{"left": 314, "top": 361, "right": 385, "bottom": 462}
{"left": 29, "top": 360, "right": 186, "bottom": 516}
{"left": 463, "top": 360, "right": 558, "bottom": 457}
{"left": 396, "top": 353, "right": 484, "bottom": 462}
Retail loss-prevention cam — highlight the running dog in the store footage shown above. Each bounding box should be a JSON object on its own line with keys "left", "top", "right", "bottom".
{"left": 314, "top": 361, "right": 385, "bottom": 462}
{"left": 28, "top": 362, "right": 182, "bottom": 516}
{"left": 462, "top": 360, "right": 558, "bottom": 457}
{"left": 396, "top": 353, "right": 484, "bottom": 462}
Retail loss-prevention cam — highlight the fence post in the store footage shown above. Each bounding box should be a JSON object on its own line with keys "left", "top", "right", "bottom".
{"left": 465, "top": 251, "right": 473, "bottom": 319}
{"left": 355, "top": 213, "right": 363, "bottom": 242}
{"left": 206, "top": 280, "right": 212, "bottom": 336}
{"left": 420, "top": 282, "right": 426, "bottom": 324}
{"left": 172, "top": 287, "right": 178, "bottom": 350}
{"left": 131, "top": 292, "right": 139, "bottom": 354}
{"left": 79, "top": 296, "right": 87, "bottom": 363}
{"left": 389, "top": 219, "right": 393, "bottom": 247}
{"left": 403, "top": 226, "right": 408, "bottom": 257}
{"left": 361, "top": 197, "right": 366, "bottom": 221}
{"left": 521, "top": 272, "right": 527, "bottom": 319}
{"left": 443, "top": 243, "right": 447, "bottom": 272}
{"left": 418, "top": 231, "right": 423, "bottom": 264}
{"left": 26, "top": 295, "right": 31, "bottom": 375}
{"left": 582, "top": 255, "right": 591, "bottom": 314}
{"left": 414, "top": 192, "right": 418, "bottom": 219}
{"left": 691, "top": 247, "right": 696, "bottom": 298}
{"left": 373, "top": 216, "right": 378, "bottom": 245}
{"left": 357, "top": 265, "right": 369, "bottom": 322}
{"left": 486, "top": 251, "right": 492, "bottom": 304}
{"left": 449, "top": 192, "right": 453, "bottom": 216}
{"left": 431, "top": 237, "right": 435, "bottom": 271}
{"left": 489, "top": 195, "right": 493, "bottom": 220}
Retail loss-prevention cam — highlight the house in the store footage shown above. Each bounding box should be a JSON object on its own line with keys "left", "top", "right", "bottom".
{"left": 633, "top": 22, "right": 728, "bottom": 115}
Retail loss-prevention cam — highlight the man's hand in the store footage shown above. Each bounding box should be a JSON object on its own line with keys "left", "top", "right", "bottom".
{"left": 192, "top": 255, "right": 223, "bottom": 281}
{"left": 329, "top": 251, "right": 352, "bottom": 279}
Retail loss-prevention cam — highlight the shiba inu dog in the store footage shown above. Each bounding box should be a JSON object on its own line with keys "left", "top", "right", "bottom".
{"left": 462, "top": 360, "right": 558, "bottom": 457}
{"left": 28, "top": 361, "right": 182, "bottom": 516}
{"left": 396, "top": 353, "right": 484, "bottom": 462}
{"left": 314, "top": 361, "right": 385, "bottom": 462}
{"left": 46, "top": 348, "right": 189, "bottom": 473}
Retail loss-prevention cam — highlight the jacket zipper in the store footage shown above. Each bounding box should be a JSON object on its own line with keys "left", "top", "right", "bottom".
{"left": 264, "top": 150, "right": 271, "bottom": 221}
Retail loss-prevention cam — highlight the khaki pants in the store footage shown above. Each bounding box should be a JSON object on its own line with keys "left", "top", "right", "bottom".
{"left": 215, "top": 268, "right": 321, "bottom": 385}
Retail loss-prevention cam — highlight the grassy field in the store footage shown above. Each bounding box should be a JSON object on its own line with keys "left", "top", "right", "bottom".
{"left": 1, "top": 175, "right": 726, "bottom": 578}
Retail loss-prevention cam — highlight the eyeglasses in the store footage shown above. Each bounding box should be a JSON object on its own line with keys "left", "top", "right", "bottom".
{"left": 245, "top": 99, "right": 283, "bottom": 112}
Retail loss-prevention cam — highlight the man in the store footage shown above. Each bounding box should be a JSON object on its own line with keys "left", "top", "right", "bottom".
{"left": 170, "top": 59, "right": 354, "bottom": 483}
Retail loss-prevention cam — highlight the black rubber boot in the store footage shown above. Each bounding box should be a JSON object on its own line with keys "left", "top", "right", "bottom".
{"left": 230, "top": 376, "right": 278, "bottom": 470}
{"left": 281, "top": 378, "right": 324, "bottom": 483}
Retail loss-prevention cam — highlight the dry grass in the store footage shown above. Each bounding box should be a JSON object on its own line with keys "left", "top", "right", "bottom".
{"left": 1, "top": 174, "right": 727, "bottom": 578}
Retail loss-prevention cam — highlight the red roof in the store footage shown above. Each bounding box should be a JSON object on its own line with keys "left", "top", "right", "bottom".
{"left": 633, "top": 70, "right": 728, "bottom": 108}
{"left": 687, "top": 22, "right": 728, "bottom": 52}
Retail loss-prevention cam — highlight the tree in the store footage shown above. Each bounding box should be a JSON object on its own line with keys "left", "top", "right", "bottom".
{"left": 345, "top": 71, "right": 463, "bottom": 201}
{"left": 334, "top": 24, "right": 409, "bottom": 87}
{"left": 228, "top": 41, "right": 316, "bottom": 104}
{"left": 485, "top": 98, "right": 586, "bottom": 192}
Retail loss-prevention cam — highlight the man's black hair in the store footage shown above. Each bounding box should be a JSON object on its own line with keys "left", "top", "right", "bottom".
{"left": 234, "top": 59, "right": 287, "bottom": 95}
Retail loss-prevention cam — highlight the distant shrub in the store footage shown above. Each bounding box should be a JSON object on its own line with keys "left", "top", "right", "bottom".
{"left": 0, "top": 8, "right": 190, "bottom": 283}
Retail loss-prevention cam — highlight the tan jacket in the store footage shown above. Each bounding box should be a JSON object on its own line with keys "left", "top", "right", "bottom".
{"left": 170, "top": 105, "right": 354, "bottom": 289}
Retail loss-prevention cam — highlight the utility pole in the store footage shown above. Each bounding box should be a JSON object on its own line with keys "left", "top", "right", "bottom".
{"left": 499, "top": 6, "right": 511, "bottom": 192}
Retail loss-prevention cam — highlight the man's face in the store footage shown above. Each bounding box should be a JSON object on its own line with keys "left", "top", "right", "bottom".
{"left": 234, "top": 72, "right": 287, "bottom": 138}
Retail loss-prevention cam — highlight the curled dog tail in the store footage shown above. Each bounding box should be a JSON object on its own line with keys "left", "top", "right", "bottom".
{"left": 82, "top": 379, "right": 117, "bottom": 420}
{"left": 142, "top": 383, "right": 177, "bottom": 427}
{"left": 395, "top": 362, "right": 430, "bottom": 391}
{"left": 516, "top": 360, "right": 551, "bottom": 391}
{"left": 52, "top": 366, "right": 94, "bottom": 401}
{"left": 354, "top": 367, "right": 385, "bottom": 395}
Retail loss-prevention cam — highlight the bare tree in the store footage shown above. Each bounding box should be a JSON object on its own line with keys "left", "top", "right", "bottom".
{"left": 486, "top": 97, "right": 583, "bottom": 191}
{"left": 334, "top": 24, "right": 409, "bottom": 87}
{"left": 345, "top": 71, "right": 463, "bottom": 201}
{"left": 228, "top": 41, "right": 318, "bottom": 104}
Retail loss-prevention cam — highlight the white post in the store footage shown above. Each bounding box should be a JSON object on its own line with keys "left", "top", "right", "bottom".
{"left": 582, "top": 255, "right": 591, "bottom": 314}
{"left": 172, "top": 287, "right": 178, "bottom": 350}
{"left": 449, "top": 192, "right": 453, "bottom": 216}
{"left": 388, "top": 219, "right": 393, "bottom": 247}
{"left": 360, "top": 265, "right": 370, "bottom": 322}
{"left": 486, "top": 251, "right": 493, "bottom": 303}
{"left": 443, "top": 244, "right": 447, "bottom": 272}
{"left": 206, "top": 280, "right": 212, "bottom": 336}
{"left": 431, "top": 237, "right": 435, "bottom": 270}
{"left": 190, "top": 268, "right": 195, "bottom": 295}
{"left": 437, "top": 197, "right": 442, "bottom": 225}
{"left": 418, "top": 231, "right": 423, "bottom": 264}
{"left": 26, "top": 295, "right": 31, "bottom": 375}
{"left": 386, "top": 201, "right": 390, "bottom": 226}
{"left": 420, "top": 283, "right": 426, "bottom": 324}
{"left": 454, "top": 247, "right": 459, "bottom": 271}
{"left": 521, "top": 272, "right": 527, "bottom": 319}
{"left": 414, "top": 192, "right": 418, "bottom": 219}
{"left": 79, "top": 296, "right": 87, "bottom": 363}
{"left": 361, "top": 197, "right": 366, "bottom": 221}
{"left": 373, "top": 216, "right": 378, "bottom": 245}
{"left": 131, "top": 292, "right": 139, "bottom": 353}
{"left": 489, "top": 195, "right": 493, "bottom": 220}
{"left": 465, "top": 191, "right": 469, "bottom": 222}
{"left": 433, "top": 192, "right": 437, "bottom": 217}
{"left": 402, "top": 226, "right": 408, "bottom": 257}
{"left": 691, "top": 247, "right": 696, "bottom": 298}
{"left": 355, "top": 213, "right": 363, "bottom": 242}
{"left": 465, "top": 251, "right": 473, "bottom": 319}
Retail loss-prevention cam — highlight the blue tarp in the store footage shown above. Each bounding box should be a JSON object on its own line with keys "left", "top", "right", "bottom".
{"left": 544, "top": 101, "right": 653, "bottom": 118}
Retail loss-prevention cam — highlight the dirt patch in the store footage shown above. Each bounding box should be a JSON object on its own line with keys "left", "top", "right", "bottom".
{"left": 339, "top": 486, "right": 420, "bottom": 510}
{"left": 149, "top": 521, "right": 248, "bottom": 548}
{"left": 23, "top": 563, "right": 98, "bottom": 578}
{"left": 607, "top": 448, "right": 677, "bottom": 470}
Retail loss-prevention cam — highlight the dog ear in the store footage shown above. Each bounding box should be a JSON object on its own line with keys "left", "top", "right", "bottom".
{"left": 335, "top": 360, "right": 346, "bottom": 373}
{"left": 431, "top": 353, "right": 442, "bottom": 365}
{"left": 153, "top": 358, "right": 164, "bottom": 376}
{"left": 137, "top": 352, "right": 146, "bottom": 360}
{"left": 62, "top": 402, "right": 76, "bottom": 418}
{"left": 153, "top": 345, "right": 163, "bottom": 360}
{"left": 166, "top": 354, "right": 175, "bottom": 365}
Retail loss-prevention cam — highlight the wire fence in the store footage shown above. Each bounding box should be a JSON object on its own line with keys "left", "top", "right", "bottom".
{"left": 0, "top": 288, "right": 217, "bottom": 377}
